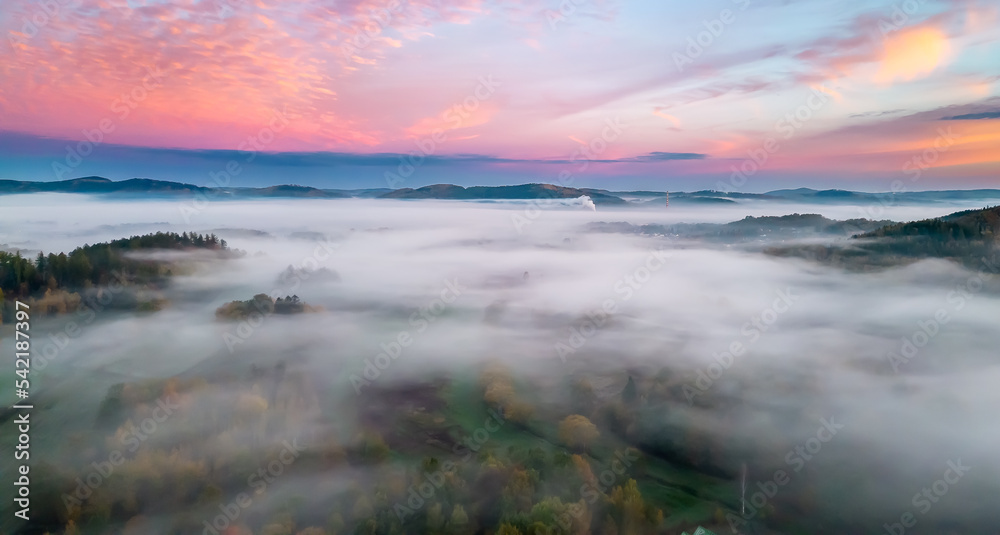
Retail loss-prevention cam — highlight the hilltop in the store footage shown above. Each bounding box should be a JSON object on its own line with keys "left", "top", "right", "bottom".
{"left": 588, "top": 213, "right": 895, "bottom": 241}
{"left": 378, "top": 183, "right": 627, "bottom": 204}
{"left": 859, "top": 204, "right": 1000, "bottom": 240}
{"left": 0, "top": 177, "right": 355, "bottom": 199}
{"left": 3, "top": 177, "right": 1000, "bottom": 207}
{"left": 766, "top": 205, "right": 1000, "bottom": 269}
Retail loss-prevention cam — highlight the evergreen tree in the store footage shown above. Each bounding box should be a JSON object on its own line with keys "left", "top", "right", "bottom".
{"left": 622, "top": 375, "right": 637, "bottom": 405}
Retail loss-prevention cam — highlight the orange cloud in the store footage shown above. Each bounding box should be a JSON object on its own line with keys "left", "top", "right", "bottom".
{"left": 653, "top": 109, "right": 682, "bottom": 128}
{"left": 810, "top": 82, "right": 844, "bottom": 103}
{"left": 0, "top": 0, "right": 508, "bottom": 151}
{"left": 404, "top": 102, "right": 499, "bottom": 139}
{"left": 875, "top": 27, "right": 950, "bottom": 84}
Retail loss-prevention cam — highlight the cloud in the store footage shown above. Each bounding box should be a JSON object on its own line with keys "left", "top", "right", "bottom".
{"left": 0, "top": 131, "right": 708, "bottom": 168}
{"left": 940, "top": 110, "right": 1000, "bottom": 120}
{"left": 614, "top": 152, "right": 707, "bottom": 162}
{"left": 849, "top": 109, "right": 908, "bottom": 119}
{"left": 874, "top": 27, "right": 950, "bottom": 85}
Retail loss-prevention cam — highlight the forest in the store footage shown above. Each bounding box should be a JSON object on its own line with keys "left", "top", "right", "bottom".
{"left": 0, "top": 232, "right": 234, "bottom": 320}
{"left": 766, "top": 205, "right": 1000, "bottom": 269}
{"left": 20, "top": 361, "right": 736, "bottom": 535}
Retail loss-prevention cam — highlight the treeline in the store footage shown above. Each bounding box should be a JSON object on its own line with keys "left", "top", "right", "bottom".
{"left": 859, "top": 205, "right": 999, "bottom": 240}
{"left": 765, "top": 206, "right": 1000, "bottom": 270}
{"left": 0, "top": 231, "right": 229, "bottom": 299}
{"left": 215, "top": 294, "right": 314, "bottom": 320}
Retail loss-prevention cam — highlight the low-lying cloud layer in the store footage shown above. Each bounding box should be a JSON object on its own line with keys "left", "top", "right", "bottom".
{"left": 1, "top": 194, "right": 998, "bottom": 533}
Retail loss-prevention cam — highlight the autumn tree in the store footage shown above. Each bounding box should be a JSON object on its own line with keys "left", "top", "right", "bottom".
{"left": 502, "top": 468, "right": 537, "bottom": 514}
{"left": 559, "top": 415, "right": 600, "bottom": 451}
{"left": 427, "top": 502, "right": 444, "bottom": 531}
{"left": 480, "top": 363, "right": 534, "bottom": 424}
{"left": 571, "top": 454, "right": 597, "bottom": 489}
{"left": 448, "top": 504, "right": 469, "bottom": 532}
{"left": 497, "top": 524, "right": 523, "bottom": 535}
{"left": 606, "top": 479, "right": 663, "bottom": 535}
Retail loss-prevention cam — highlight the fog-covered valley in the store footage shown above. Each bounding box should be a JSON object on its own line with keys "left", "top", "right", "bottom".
{"left": 2, "top": 194, "right": 999, "bottom": 535}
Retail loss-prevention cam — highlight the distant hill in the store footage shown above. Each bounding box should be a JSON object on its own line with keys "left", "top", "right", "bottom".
{"left": 0, "top": 177, "right": 211, "bottom": 195}
{"left": 588, "top": 213, "right": 894, "bottom": 242}
{"left": 324, "top": 187, "right": 393, "bottom": 198}
{"left": 0, "top": 177, "right": 351, "bottom": 199}
{"left": 379, "top": 183, "right": 628, "bottom": 205}
{"left": 759, "top": 187, "right": 1000, "bottom": 204}
{"left": 728, "top": 213, "right": 894, "bottom": 236}
{"left": 2, "top": 177, "right": 1000, "bottom": 207}
{"left": 234, "top": 184, "right": 350, "bottom": 198}
{"left": 765, "top": 188, "right": 867, "bottom": 200}
{"left": 644, "top": 196, "right": 736, "bottom": 205}
{"left": 766, "top": 205, "right": 1000, "bottom": 269}
{"left": 614, "top": 187, "right": 1000, "bottom": 205}
{"left": 859, "top": 204, "right": 1000, "bottom": 240}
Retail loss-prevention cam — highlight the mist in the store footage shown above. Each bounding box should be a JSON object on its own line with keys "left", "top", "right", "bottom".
{"left": 1, "top": 193, "right": 998, "bottom": 535}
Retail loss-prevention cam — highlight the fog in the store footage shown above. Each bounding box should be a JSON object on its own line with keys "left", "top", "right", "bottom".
{"left": 1, "top": 193, "right": 998, "bottom": 534}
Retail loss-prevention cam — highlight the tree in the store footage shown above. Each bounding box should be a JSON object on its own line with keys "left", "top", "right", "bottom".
{"left": 352, "top": 495, "right": 373, "bottom": 520}
{"left": 502, "top": 468, "right": 536, "bottom": 514}
{"left": 622, "top": 376, "right": 637, "bottom": 405}
{"left": 449, "top": 504, "right": 468, "bottom": 526}
{"left": 608, "top": 479, "right": 663, "bottom": 534}
{"left": 570, "top": 378, "right": 596, "bottom": 414}
{"left": 427, "top": 502, "right": 444, "bottom": 531}
{"left": 571, "top": 454, "right": 597, "bottom": 488}
{"left": 559, "top": 415, "right": 600, "bottom": 451}
{"left": 497, "top": 524, "right": 522, "bottom": 535}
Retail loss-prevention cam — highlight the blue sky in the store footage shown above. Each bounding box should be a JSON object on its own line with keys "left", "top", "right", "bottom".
{"left": 1, "top": 0, "right": 998, "bottom": 191}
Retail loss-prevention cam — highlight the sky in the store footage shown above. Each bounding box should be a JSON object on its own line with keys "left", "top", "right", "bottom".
{"left": 0, "top": 0, "right": 998, "bottom": 191}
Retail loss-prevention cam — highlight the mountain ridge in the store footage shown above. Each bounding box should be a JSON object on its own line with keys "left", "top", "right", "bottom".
{"left": 2, "top": 177, "right": 1000, "bottom": 204}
